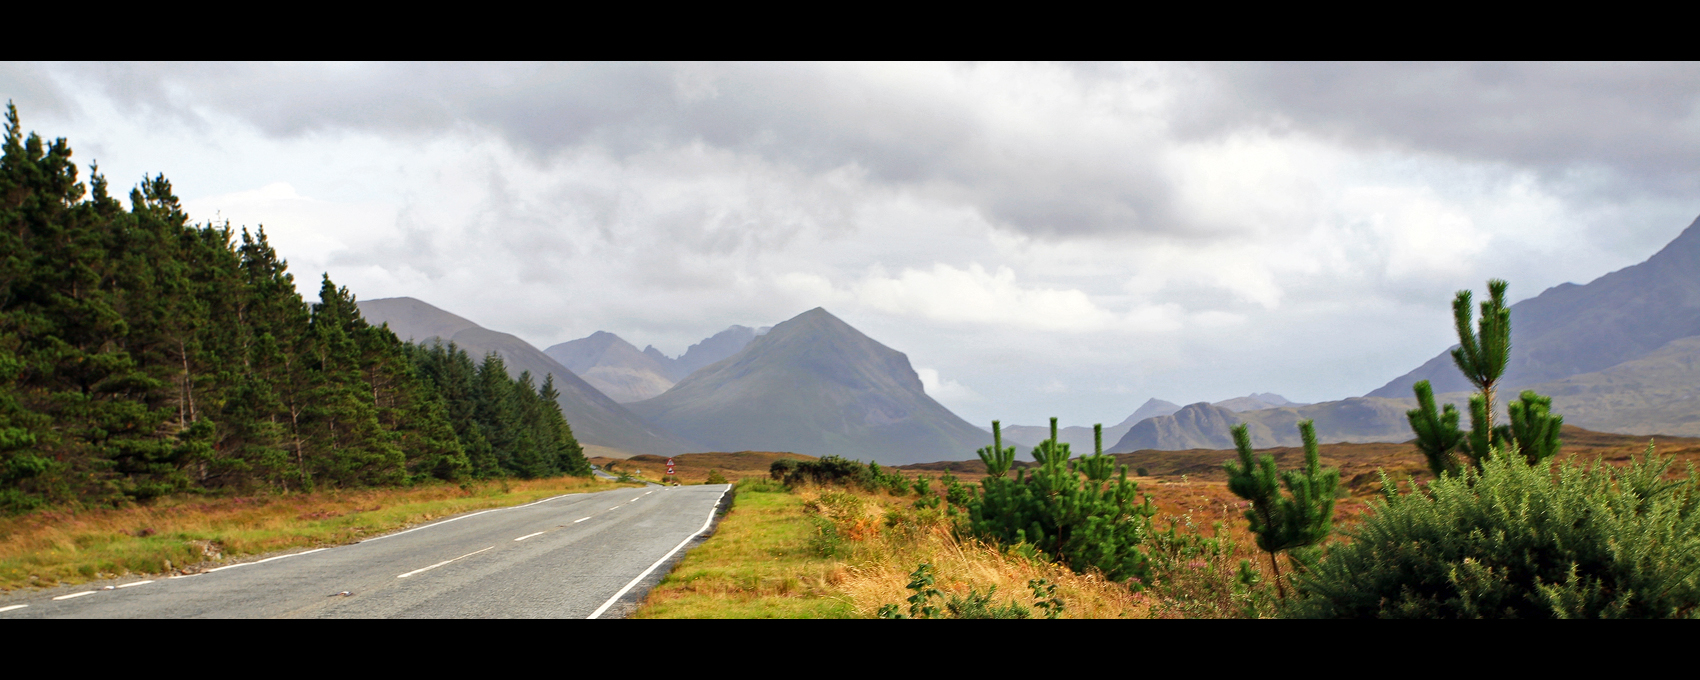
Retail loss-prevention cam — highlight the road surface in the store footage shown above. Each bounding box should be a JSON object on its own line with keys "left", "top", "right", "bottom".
{"left": 0, "top": 483, "right": 729, "bottom": 618}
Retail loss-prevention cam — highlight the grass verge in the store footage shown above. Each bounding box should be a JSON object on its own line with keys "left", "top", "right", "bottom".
{"left": 632, "top": 478, "right": 1147, "bottom": 618}
{"left": 0, "top": 475, "right": 632, "bottom": 591}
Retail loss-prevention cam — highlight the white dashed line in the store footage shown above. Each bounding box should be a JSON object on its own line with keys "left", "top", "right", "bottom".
{"left": 0, "top": 604, "right": 27, "bottom": 613}
{"left": 362, "top": 509, "right": 502, "bottom": 543}
{"left": 52, "top": 591, "right": 96, "bottom": 601}
{"left": 116, "top": 580, "right": 154, "bottom": 588}
{"left": 574, "top": 517, "right": 590, "bottom": 523}
{"left": 514, "top": 532, "right": 545, "bottom": 542}
{"left": 397, "top": 546, "right": 495, "bottom": 579}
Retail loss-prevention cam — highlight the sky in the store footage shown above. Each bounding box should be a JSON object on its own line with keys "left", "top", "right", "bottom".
{"left": 5, "top": 62, "right": 1698, "bottom": 428}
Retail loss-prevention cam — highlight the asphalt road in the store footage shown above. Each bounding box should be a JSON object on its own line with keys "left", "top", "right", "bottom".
{"left": 0, "top": 483, "right": 730, "bottom": 619}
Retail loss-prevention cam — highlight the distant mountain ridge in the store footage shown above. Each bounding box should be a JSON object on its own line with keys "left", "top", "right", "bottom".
{"left": 545, "top": 325, "right": 769, "bottom": 402}
{"left": 628, "top": 308, "right": 993, "bottom": 465}
{"left": 1001, "top": 398, "right": 1182, "bottom": 450}
{"left": 1369, "top": 214, "right": 1700, "bottom": 399}
{"left": 544, "top": 332, "right": 677, "bottom": 403}
{"left": 358, "top": 297, "right": 699, "bottom": 455}
{"left": 1108, "top": 398, "right": 1417, "bottom": 451}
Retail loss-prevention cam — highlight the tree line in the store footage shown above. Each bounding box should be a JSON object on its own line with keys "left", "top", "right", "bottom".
{"left": 0, "top": 105, "right": 588, "bottom": 513}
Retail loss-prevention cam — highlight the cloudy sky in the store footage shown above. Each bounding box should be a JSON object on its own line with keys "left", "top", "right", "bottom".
{"left": 5, "top": 62, "right": 1698, "bottom": 428}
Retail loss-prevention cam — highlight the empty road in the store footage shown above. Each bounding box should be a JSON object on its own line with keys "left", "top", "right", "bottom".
{"left": 0, "top": 483, "right": 729, "bottom": 618}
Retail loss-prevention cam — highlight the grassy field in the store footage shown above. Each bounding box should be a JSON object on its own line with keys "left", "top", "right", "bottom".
{"left": 633, "top": 426, "right": 1700, "bottom": 618}
{"left": 633, "top": 479, "right": 1149, "bottom": 619}
{"left": 0, "top": 475, "right": 634, "bottom": 592}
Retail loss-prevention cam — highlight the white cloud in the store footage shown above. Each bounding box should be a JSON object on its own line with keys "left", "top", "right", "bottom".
{"left": 917, "top": 367, "right": 983, "bottom": 403}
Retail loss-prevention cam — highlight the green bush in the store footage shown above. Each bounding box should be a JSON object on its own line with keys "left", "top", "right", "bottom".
{"left": 1289, "top": 444, "right": 1700, "bottom": 618}
{"left": 966, "top": 421, "right": 1156, "bottom": 584}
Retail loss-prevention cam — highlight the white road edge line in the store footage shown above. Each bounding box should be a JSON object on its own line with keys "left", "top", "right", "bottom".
{"left": 52, "top": 591, "right": 97, "bottom": 601}
{"left": 206, "top": 547, "right": 329, "bottom": 573}
{"left": 588, "top": 484, "right": 731, "bottom": 619}
{"left": 0, "top": 604, "right": 27, "bottom": 613}
{"left": 396, "top": 546, "right": 495, "bottom": 579}
{"left": 116, "top": 580, "right": 154, "bottom": 588}
{"left": 514, "top": 531, "right": 546, "bottom": 542}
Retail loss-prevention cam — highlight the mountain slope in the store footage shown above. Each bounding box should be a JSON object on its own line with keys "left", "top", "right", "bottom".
{"left": 1369, "top": 214, "right": 1700, "bottom": 398}
{"left": 1108, "top": 398, "right": 1416, "bottom": 451}
{"left": 627, "top": 308, "right": 993, "bottom": 464}
{"left": 1529, "top": 335, "right": 1700, "bottom": 437}
{"left": 359, "top": 297, "right": 698, "bottom": 455}
{"left": 1002, "top": 398, "right": 1183, "bottom": 450}
{"left": 666, "top": 325, "right": 769, "bottom": 380}
{"left": 544, "top": 331, "right": 677, "bottom": 403}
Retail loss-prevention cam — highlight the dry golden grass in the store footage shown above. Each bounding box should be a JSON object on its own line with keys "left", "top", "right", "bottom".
{"left": 636, "top": 481, "right": 1147, "bottom": 618}
{"left": 0, "top": 475, "right": 632, "bottom": 591}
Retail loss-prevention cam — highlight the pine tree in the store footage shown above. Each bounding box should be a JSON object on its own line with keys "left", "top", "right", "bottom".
{"left": 1407, "top": 380, "right": 1465, "bottom": 478}
{"left": 1224, "top": 420, "right": 1339, "bottom": 598}
{"left": 968, "top": 417, "right": 1156, "bottom": 584}
{"left": 1452, "top": 279, "right": 1511, "bottom": 433}
{"left": 1407, "top": 280, "right": 1564, "bottom": 474}
{"left": 976, "top": 420, "right": 1015, "bottom": 478}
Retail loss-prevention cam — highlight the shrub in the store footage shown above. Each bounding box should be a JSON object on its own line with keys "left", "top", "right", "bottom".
{"left": 1224, "top": 420, "right": 1338, "bottom": 598}
{"left": 705, "top": 469, "right": 728, "bottom": 485}
{"left": 1288, "top": 444, "right": 1700, "bottom": 618}
{"left": 967, "top": 419, "right": 1157, "bottom": 584}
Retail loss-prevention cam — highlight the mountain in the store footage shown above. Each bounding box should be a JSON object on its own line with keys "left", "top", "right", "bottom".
{"left": 1369, "top": 214, "right": 1700, "bottom": 399}
{"left": 358, "top": 297, "right": 698, "bottom": 455}
{"left": 665, "top": 325, "right": 770, "bottom": 380}
{"left": 1001, "top": 398, "right": 1183, "bottom": 450}
{"left": 1214, "top": 393, "right": 1303, "bottom": 412}
{"left": 1528, "top": 335, "right": 1700, "bottom": 437}
{"left": 1108, "top": 398, "right": 1416, "bottom": 451}
{"left": 627, "top": 308, "right": 994, "bottom": 465}
{"left": 544, "top": 324, "right": 772, "bottom": 402}
{"left": 544, "top": 332, "right": 677, "bottom": 403}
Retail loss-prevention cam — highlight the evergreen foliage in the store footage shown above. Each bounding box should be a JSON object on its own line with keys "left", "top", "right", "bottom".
{"left": 406, "top": 341, "right": 589, "bottom": 479}
{"left": 1223, "top": 420, "right": 1339, "bottom": 597}
{"left": 0, "top": 104, "right": 587, "bottom": 512}
{"left": 1407, "top": 280, "right": 1564, "bottom": 475}
{"left": 1289, "top": 444, "right": 1700, "bottom": 618}
{"left": 966, "top": 418, "right": 1157, "bottom": 584}
{"left": 976, "top": 420, "right": 1015, "bottom": 478}
{"left": 1451, "top": 279, "right": 1511, "bottom": 431}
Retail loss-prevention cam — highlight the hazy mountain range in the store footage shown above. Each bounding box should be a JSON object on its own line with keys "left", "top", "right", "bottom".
{"left": 355, "top": 214, "right": 1700, "bottom": 461}
{"left": 542, "top": 326, "right": 768, "bottom": 403}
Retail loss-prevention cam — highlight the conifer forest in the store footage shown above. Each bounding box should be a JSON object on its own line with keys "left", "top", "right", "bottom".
{"left": 0, "top": 106, "right": 589, "bottom": 514}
